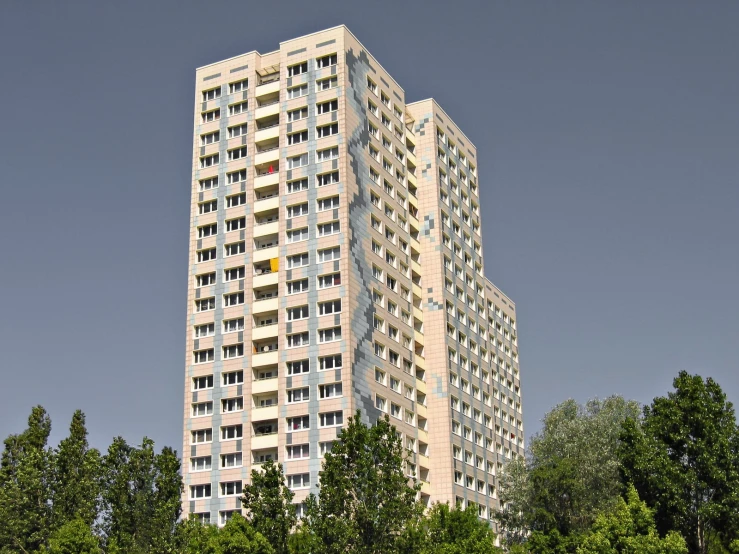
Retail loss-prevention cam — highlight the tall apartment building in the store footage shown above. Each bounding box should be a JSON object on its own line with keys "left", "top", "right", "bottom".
{"left": 183, "top": 25, "right": 524, "bottom": 527}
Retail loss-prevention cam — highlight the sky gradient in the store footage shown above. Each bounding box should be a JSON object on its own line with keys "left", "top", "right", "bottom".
{"left": 0, "top": 0, "right": 737, "bottom": 451}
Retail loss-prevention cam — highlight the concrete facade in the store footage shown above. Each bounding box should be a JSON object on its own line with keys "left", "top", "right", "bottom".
{"left": 183, "top": 25, "right": 524, "bottom": 527}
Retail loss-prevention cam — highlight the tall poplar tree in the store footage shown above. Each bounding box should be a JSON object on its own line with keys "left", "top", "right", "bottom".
{"left": 0, "top": 405, "right": 53, "bottom": 553}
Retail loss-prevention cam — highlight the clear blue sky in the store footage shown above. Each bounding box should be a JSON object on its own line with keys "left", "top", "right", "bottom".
{"left": 0, "top": 0, "right": 737, "bottom": 451}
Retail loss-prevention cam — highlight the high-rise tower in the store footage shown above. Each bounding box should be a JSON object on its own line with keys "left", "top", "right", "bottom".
{"left": 183, "top": 25, "right": 523, "bottom": 527}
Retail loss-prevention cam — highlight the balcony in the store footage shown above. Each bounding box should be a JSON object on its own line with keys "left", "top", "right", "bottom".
{"left": 255, "top": 140, "right": 280, "bottom": 166}
{"left": 255, "top": 124, "right": 280, "bottom": 144}
{"left": 252, "top": 312, "right": 278, "bottom": 340}
{"left": 254, "top": 220, "right": 279, "bottom": 239}
{"left": 252, "top": 448, "right": 278, "bottom": 465}
{"left": 254, "top": 161, "right": 279, "bottom": 188}
{"left": 255, "top": 70, "right": 280, "bottom": 95}
{"left": 254, "top": 195, "right": 279, "bottom": 214}
{"left": 255, "top": 92, "right": 280, "bottom": 120}
{"left": 254, "top": 234, "right": 278, "bottom": 251}
{"left": 255, "top": 185, "right": 279, "bottom": 203}
{"left": 252, "top": 348, "right": 278, "bottom": 368}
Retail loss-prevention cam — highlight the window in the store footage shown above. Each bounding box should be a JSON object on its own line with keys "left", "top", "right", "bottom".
{"left": 318, "top": 299, "right": 341, "bottom": 315}
{"left": 192, "top": 401, "right": 213, "bottom": 417}
{"left": 224, "top": 241, "right": 245, "bottom": 257}
{"left": 194, "top": 322, "right": 215, "bottom": 338}
{"left": 199, "top": 176, "right": 218, "bottom": 191}
{"left": 287, "top": 387, "right": 310, "bottom": 403}
{"left": 317, "top": 196, "right": 339, "bottom": 211}
{"left": 288, "top": 84, "right": 308, "bottom": 98}
{"left": 287, "top": 444, "right": 310, "bottom": 460}
{"left": 221, "top": 425, "right": 242, "bottom": 440}
{"left": 191, "top": 456, "right": 211, "bottom": 472}
{"left": 316, "top": 76, "right": 337, "bottom": 91}
{"left": 221, "top": 396, "right": 243, "bottom": 413}
{"left": 201, "top": 130, "right": 219, "bottom": 146}
{"left": 288, "top": 106, "right": 308, "bottom": 121}
{"left": 287, "top": 473, "right": 310, "bottom": 490}
{"left": 287, "top": 227, "right": 308, "bottom": 243}
{"left": 229, "top": 79, "right": 248, "bottom": 93}
{"left": 319, "top": 383, "right": 342, "bottom": 398}
{"left": 317, "top": 123, "right": 339, "bottom": 138}
{"left": 220, "top": 481, "right": 243, "bottom": 497}
{"left": 375, "top": 368, "right": 386, "bottom": 385}
{"left": 302, "top": 351, "right": 334, "bottom": 374}
{"left": 390, "top": 403, "right": 401, "bottom": 419}
{"left": 316, "top": 53, "right": 337, "bottom": 68}
{"left": 221, "top": 452, "right": 243, "bottom": 468}
{"left": 193, "top": 348, "right": 215, "bottom": 364}
{"left": 196, "top": 297, "right": 215, "bottom": 312}
{"left": 223, "top": 344, "right": 244, "bottom": 359}
{"left": 288, "top": 130, "right": 308, "bottom": 145}
{"left": 317, "top": 146, "right": 339, "bottom": 161}
{"left": 191, "top": 429, "right": 212, "bottom": 444}
{"left": 317, "top": 221, "right": 340, "bottom": 236}
{"left": 202, "top": 109, "right": 220, "bottom": 123}
{"left": 287, "top": 415, "right": 310, "bottom": 432}
{"left": 287, "top": 278, "right": 309, "bottom": 294}
{"left": 224, "top": 266, "right": 245, "bottom": 282}
{"left": 317, "top": 99, "right": 338, "bottom": 115}
{"left": 318, "top": 272, "right": 341, "bottom": 288}
{"left": 225, "top": 217, "right": 245, "bottom": 232}
{"left": 318, "top": 246, "right": 340, "bottom": 262}
{"left": 224, "top": 292, "right": 244, "bottom": 307}
{"left": 287, "top": 305, "right": 309, "bottom": 321}
{"left": 227, "top": 193, "right": 246, "bottom": 208}
{"left": 287, "top": 177, "right": 308, "bottom": 192}
{"left": 367, "top": 77, "right": 378, "bottom": 94}
{"left": 228, "top": 101, "right": 248, "bottom": 116}
{"left": 381, "top": 92, "right": 390, "bottom": 107}
{"left": 200, "top": 154, "right": 219, "bottom": 168}
{"left": 228, "top": 147, "right": 247, "bottom": 161}
{"left": 222, "top": 370, "right": 243, "bottom": 386}
{"left": 318, "top": 326, "right": 341, "bottom": 343}
{"left": 375, "top": 395, "right": 387, "bottom": 412}
{"left": 228, "top": 169, "right": 246, "bottom": 184}
{"left": 202, "top": 87, "right": 221, "bottom": 101}
{"left": 288, "top": 62, "right": 308, "bottom": 76}
{"left": 368, "top": 99, "right": 378, "bottom": 116}
{"left": 319, "top": 441, "right": 334, "bottom": 457}
{"left": 287, "top": 252, "right": 309, "bottom": 268}
{"left": 374, "top": 341, "right": 385, "bottom": 359}
{"left": 287, "top": 332, "right": 309, "bottom": 348}
{"left": 193, "top": 375, "right": 214, "bottom": 390}
{"left": 287, "top": 360, "right": 309, "bottom": 375}
{"left": 219, "top": 510, "right": 239, "bottom": 526}
{"left": 319, "top": 411, "right": 343, "bottom": 427}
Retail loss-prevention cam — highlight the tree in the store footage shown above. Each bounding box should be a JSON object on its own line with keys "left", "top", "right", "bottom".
{"left": 211, "top": 514, "right": 274, "bottom": 554}
{"left": 577, "top": 485, "right": 687, "bottom": 554}
{"left": 527, "top": 396, "right": 642, "bottom": 535}
{"left": 496, "top": 456, "right": 530, "bottom": 546}
{"left": 45, "top": 519, "right": 101, "bottom": 554}
{"left": 619, "top": 372, "right": 739, "bottom": 554}
{"left": 241, "top": 459, "right": 296, "bottom": 554}
{"left": 100, "top": 436, "right": 183, "bottom": 553}
{"left": 172, "top": 516, "right": 220, "bottom": 554}
{"left": 421, "top": 502, "right": 501, "bottom": 554}
{"left": 0, "top": 405, "right": 54, "bottom": 553}
{"left": 300, "top": 411, "right": 423, "bottom": 554}
{"left": 51, "top": 410, "right": 101, "bottom": 528}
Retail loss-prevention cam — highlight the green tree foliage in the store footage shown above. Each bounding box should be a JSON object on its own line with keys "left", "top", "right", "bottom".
{"left": 299, "top": 411, "right": 424, "bottom": 554}
{"left": 528, "top": 396, "right": 642, "bottom": 534}
{"left": 100, "top": 436, "right": 183, "bottom": 554}
{"left": 45, "top": 519, "right": 101, "bottom": 554}
{"left": 51, "top": 410, "right": 101, "bottom": 528}
{"left": 420, "top": 502, "right": 501, "bottom": 554}
{"left": 496, "top": 456, "right": 530, "bottom": 546}
{"left": 496, "top": 396, "right": 641, "bottom": 549}
{"left": 241, "top": 458, "right": 296, "bottom": 554}
{"left": 619, "top": 372, "right": 739, "bottom": 554}
{"left": 0, "top": 405, "right": 54, "bottom": 553}
{"left": 577, "top": 485, "right": 687, "bottom": 554}
{"left": 172, "top": 516, "right": 221, "bottom": 554}
{"left": 211, "top": 514, "right": 274, "bottom": 554}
